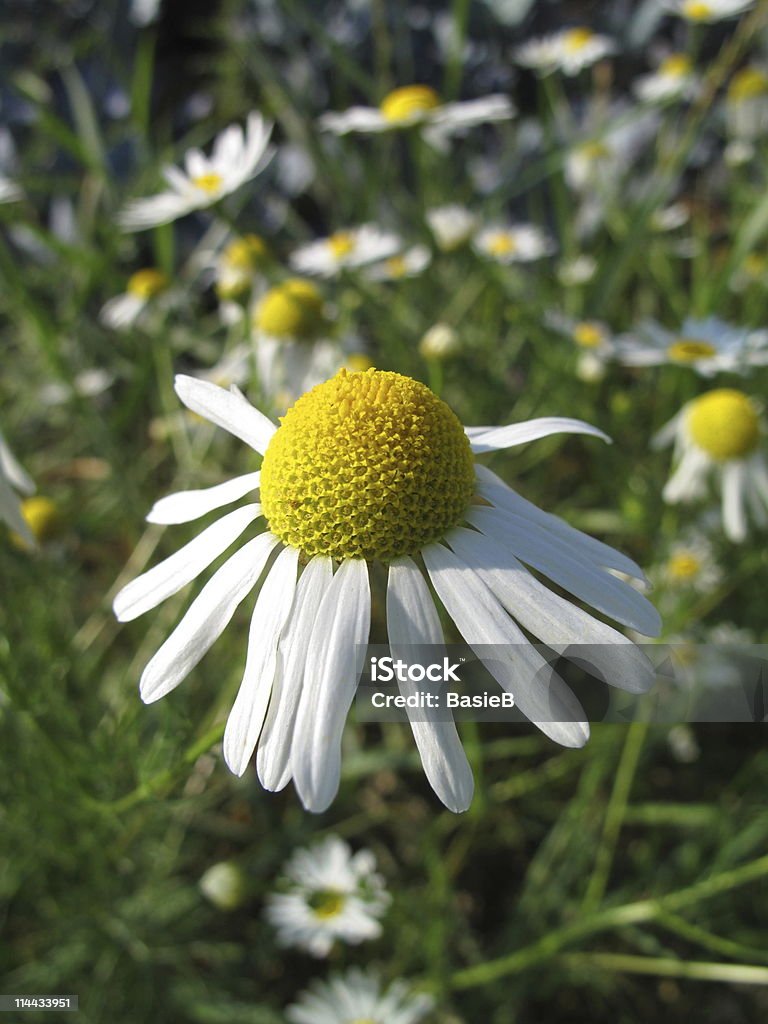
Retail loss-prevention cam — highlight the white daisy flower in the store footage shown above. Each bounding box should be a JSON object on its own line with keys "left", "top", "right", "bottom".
{"left": 474, "top": 223, "right": 555, "bottom": 263}
{"left": 100, "top": 268, "right": 171, "bottom": 330}
{"left": 290, "top": 224, "right": 402, "bottom": 278}
{"left": 118, "top": 113, "right": 274, "bottom": 231}
{"left": 0, "top": 176, "right": 22, "bottom": 204}
{"left": 546, "top": 314, "right": 615, "bottom": 382}
{"left": 199, "top": 861, "right": 247, "bottom": 911}
{"left": 419, "top": 323, "right": 460, "bottom": 360}
{"left": 634, "top": 53, "right": 700, "bottom": 103}
{"left": 215, "top": 235, "right": 270, "bottom": 300}
{"left": 318, "top": 84, "right": 514, "bottom": 148}
{"left": 287, "top": 969, "right": 433, "bottom": 1024}
{"left": 365, "top": 245, "right": 431, "bottom": 281}
{"left": 426, "top": 204, "right": 478, "bottom": 251}
{"left": 0, "top": 427, "right": 35, "bottom": 546}
{"left": 266, "top": 836, "right": 389, "bottom": 957}
{"left": 662, "top": 0, "right": 755, "bottom": 23}
{"left": 564, "top": 113, "right": 661, "bottom": 195}
{"left": 725, "top": 67, "right": 768, "bottom": 140}
{"left": 113, "top": 368, "right": 660, "bottom": 813}
{"left": 515, "top": 27, "right": 617, "bottom": 77}
{"left": 654, "top": 388, "right": 768, "bottom": 542}
{"left": 657, "top": 533, "right": 722, "bottom": 591}
{"left": 616, "top": 317, "right": 768, "bottom": 376}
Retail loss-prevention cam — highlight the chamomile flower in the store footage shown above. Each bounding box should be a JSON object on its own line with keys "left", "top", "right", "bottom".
{"left": 563, "top": 112, "right": 661, "bottom": 195}
{"left": 419, "top": 323, "right": 460, "bottom": 361}
{"left": 199, "top": 861, "right": 248, "bottom": 911}
{"left": 266, "top": 836, "right": 389, "bottom": 957}
{"left": 365, "top": 245, "right": 431, "bottom": 282}
{"left": 663, "top": 0, "right": 755, "bottom": 22}
{"left": 514, "top": 27, "right": 617, "bottom": 77}
{"left": 657, "top": 533, "right": 722, "bottom": 591}
{"left": 99, "top": 268, "right": 171, "bottom": 330}
{"left": 634, "top": 53, "right": 700, "bottom": 104}
{"left": 118, "top": 112, "right": 273, "bottom": 231}
{"left": 616, "top": 317, "right": 768, "bottom": 376}
{"left": 654, "top": 389, "right": 768, "bottom": 542}
{"left": 0, "top": 427, "right": 35, "bottom": 545}
{"left": 426, "top": 204, "right": 478, "bottom": 251}
{"left": 318, "top": 84, "right": 514, "bottom": 148}
{"left": 474, "top": 223, "right": 555, "bottom": 263}
{"left": 725, "top": 67, "right": 768, "bottom": 140}
{"left": 290, "top": 225, "right": 402, "bottom": 278}
{"left": 113, "top": 368, "right": 659, "bottom": 813}
{"left": 287, "top": 969, "right": 433, "bottom": 1024}
{"left": 215, "top": 235, "right": 270, "bottom": 300}
{"left": 546, "top": 314, "right": 615, "bottom": 381}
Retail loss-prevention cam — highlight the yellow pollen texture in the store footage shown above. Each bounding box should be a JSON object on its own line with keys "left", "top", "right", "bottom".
{"left": 127, "top": 268, "right": 169, "bottom": 299}
{"left": 254, "top": 279, "right": 325, "bottom": 339}
{"left": 667, "top": 338, "right": 717, "bottom": 363}
{"left": 260, "top": 368, "right": 475, "bottom": 561}
{"left": 192, "top": 172, "right": 224, "bottom": 194}
{"left": 380, "top": 85, "right": 441, "bottom": 123}
{"left": 687, "top": 389, "right": 760, "bottom": 460}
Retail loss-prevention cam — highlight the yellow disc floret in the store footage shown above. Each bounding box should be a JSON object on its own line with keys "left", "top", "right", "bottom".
{"left": 192, "top": 172, "right": 224, "bottom": 195}
{"left": 223, "top": 235, "right": 269, "bottom": 270}
{"left": 380, "top": 85, "right": 441, "bottom": 123}
{"left": 11, "top": 496, "right": 62, "bottom": 548}
{"left": 660, "top": 54, "right": 692, "bottom": 78}
{"left": 682, "top": 1, "right": 713, "bottom": 20}
{"left": 328, "top": 232, "right": 356, "bottom": 260}
{"left": 127, "top": 268, "right": 169, "bottom": 300}
{"left": 572, "top": 322, "right": 605, "bottom": 349}
{"left": 309, "top": 890, "right": 347, "bottom": 920}
{"left": 261, "top": 368, "right": 475, "bottom": 561}
{"left": 687, "top": 389, "right": 760, "bottom": 460}
{"left": 563, "top": 27, "right": 595, "bottom": 53}
{"left": 667, "top": 338, "right": 717, "bottom": 363}
{"left": 728, "top": 67, "right": 768, "bottom": 103}
{"left": 254, "top": 279, "right": 326, "bottom": 339}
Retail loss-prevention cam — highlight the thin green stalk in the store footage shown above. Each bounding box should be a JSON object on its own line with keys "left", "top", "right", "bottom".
{"left": 557, "top": 951, "right": 768, "bottom": 985}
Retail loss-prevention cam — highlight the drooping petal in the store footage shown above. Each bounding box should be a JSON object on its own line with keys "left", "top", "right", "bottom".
{"left": 223, "top": 545, "right": 300, "bottom": 776}
{"left": 422, "top": 541, "right": 590, "bottom": 748}
{"left": 257, "top": 555, "right": 333, "bottom": 792}
{"left": 146, "top": 472, "right": 261, "bottom": 524}
{"left": 0, "top": 468, "right": 33, "bottom": 543}
{"left": 139, "top": 532, "right": 279, "bottom": 703}
{"left": 0, "top": 429, "right": 34, "bottom": 495}
{"left": 467, "top": 417, "right": 610, "bottom": 453}
{"left": 113, "top": 504, "right": 262, "bottom": 622}
{"left": 721, "top": 461, "right": 747, "bottom": 542}
{"left": 387, "top": 556, "right": 474, "bottom": 812}
{"left": 174, "top": 375, "right": 277, "bottom": 454}
{"left": 292, "top": 559, "right": 371, "bottom": 813}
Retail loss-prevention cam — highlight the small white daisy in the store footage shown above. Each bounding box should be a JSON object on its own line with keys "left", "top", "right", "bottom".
{"left": 474, "top": 223, "right": 555, "bottom": 263}
{"left": 419, "top": 323, "right": 460, "bottom": 361}
{"left": 654, "top": 388, "right": 768, "bottom": 542}
{"left": 289, "top": 224, "right": 402, "bottom": 278}
{"left": 100, "top": 268, "right": 171, "bottom": 330}
{"left": 662, "top": 0, "right": 755, "bottom": 23}
{"left": 287, "top": 969, "right": 434, "bottom": 1024}
{"left": 546, "top": 314, "right": 615, "bottom": 381}
{"left": 426, "top": 204, "right": 478, "bottom": 251}
{"left": 515, "top": 27, "right": 617, "bottom": 77}
{"left": 616, "top": 317, "right": 768, "bottom": 376}
{"left": 563, "top": 112, "right": 661, "bottom": 195}
{"left": 0, "top": 426, "right": 35, "bottom": 545}
{"left": 266, "top": 835, "right": 389, "bottom": 957}
{"left": 199, "top": 861, "right": 248, "bottom": 911}
{"left": 118, "top": 112, "right": 273, "bottom": 231}
{"left": 0, "top": 176, "right": 22, "bottom": 204}
{"left": 365, "top": 245, "right": 431, "bottom": 281}
{"left": 319, "top": 84, "right": 514, "bottom": 148}
{"left": 657, "top": 533, "right": 722, "bottom": 591}
{"left": 634, "top": 53, "right": 700, "bottom": 103}
{"left": 113, "top": 368, "right": 659, "bottom": 813}
{"left": 215, "top": 235, "right": 270, "bottom": 300}
{"left": 725, "top": 66, "right": 768, "bottom": 140}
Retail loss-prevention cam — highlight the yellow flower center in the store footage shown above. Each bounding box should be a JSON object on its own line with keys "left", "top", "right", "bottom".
{"left": 192, "top": 172, "right": 224, "bottom": 195}
{"left": 578, "top": 140, "right": 611, "bottom": 162}
{"left": 682, "top": 1, "right": 713, "bottom": 20}
{"left": 660, "top": 54, "right": 692, "bottom": 78}
{"left": 385, "top": 255, "right": 408, "bottom": 277}
{"left": 379, "top": 85, "right": 441, "bottom": 123}
{"left": 254, "top": 279, "right": 325, "bottom": 339}
{"left": 572, "top": 321, "right": 605, "bottom": 349}
{"left": 308, "top": 889, "right": 347, "bottom": 920}
{"left": 127, "top": 268, "right": 169, "bottom": 300}
{"left": 728, "top": 67, "right": 768, "bottom": 103}
{"left": 487, "top": 233, "right": 517, "bottom": 257}
{"left": 328, "top": 231, "right": 357, "bottom": 260}
{"left": 666, "top": 338, "right": 717, "bottom": 363}
{"left": 687, "top": 389, "right": 760, "bottom": 460}
{"left": 667, "top": 551, "right": 702, "bottom": 581}
{"left": 16, "top": 496, "right": 61, "bottom": 546}
{"left": 260, "top": 368, "right": 475, "bottom": 561}
{"left": 223, "top": 235, "right": 269, "bottom": 270}
{"left": 743, "top": 252, "right": 767, "bottom": 277}
{"left": 563, "top": 28, "right": 595, "bottom": 53}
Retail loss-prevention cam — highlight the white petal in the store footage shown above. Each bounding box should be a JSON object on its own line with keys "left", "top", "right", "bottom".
{"left": 318, "top": 108, "right": 390, "bottom": 134}
{"left": 475, "top": 464, "right": 647, "bottom": 580}
{"left": 173, "top": 375, "right": 277, "bottom": 454}
{"left": 147, "top": 472, "right": 261, "bottom": 524}
{"left": 467, "top": 417, "right": 610, "bottom": 453}
{"left": 0, "top": 469, "right": 33, "bottom": 543}
{"left": 292, "top": 560, "right": 371, "bottom": 813}
{"left": 387, "top": 557, "right": 474, "bottom": 812}
{"left": 257, "top": 555, "right": 334, "bottom": 791}
{"left": 446, "top": 527, "right": 654, "bottom": 693}
{"left": 118, "top": 192, "right": 196, "bottom": 231}
{"left": 662, "top": 446, "right": 709, "bottom": 503}
{"left": 0, "top": 430, "right": 35, "bottom": 495}
{"left": 223, "top": 545, "right": 300, "bottom": 776}
{"left": 139, "top": 532, "right": 279, "bottom": 703}
{"left": 722, "top": 461, "right": 747, "bottom": 542}
{"left": 422, "top": 541, "right": 589, "bottom": 747}
{"left": 468, "top": 504, "right": 661, "bottom": 636}
{"left": 113, "top": 504, "right": 262, "bottom": 622}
